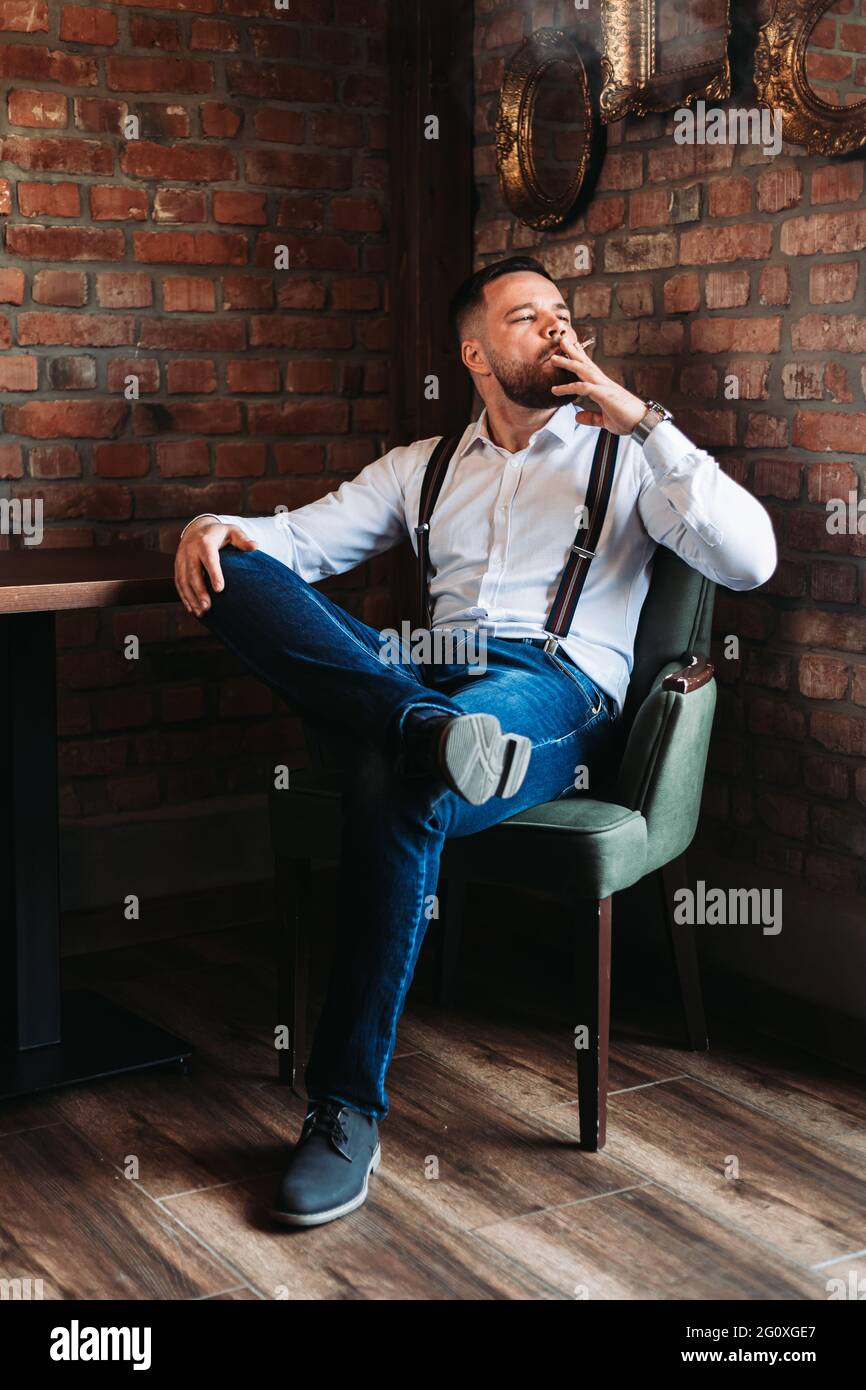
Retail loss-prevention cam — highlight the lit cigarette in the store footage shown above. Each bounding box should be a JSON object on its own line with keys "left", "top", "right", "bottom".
{"left": 579, "top": 337, "right": 595, "bottom": 350}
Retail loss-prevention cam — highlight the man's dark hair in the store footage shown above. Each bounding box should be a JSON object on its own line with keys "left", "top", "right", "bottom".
{"left": 447, "top": 256, "right": 558, "bottom": 348}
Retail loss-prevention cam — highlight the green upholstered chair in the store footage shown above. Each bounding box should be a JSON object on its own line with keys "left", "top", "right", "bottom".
{"left": 269, "top": 544, "right": 717, "bottom": 1151}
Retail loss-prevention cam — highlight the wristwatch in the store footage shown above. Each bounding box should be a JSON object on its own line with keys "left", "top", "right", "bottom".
{"left": 631, "top": 399, "right": 674, "bottom": 445}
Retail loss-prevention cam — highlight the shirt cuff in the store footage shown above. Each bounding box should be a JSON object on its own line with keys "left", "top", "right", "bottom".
{"left": 180, "top": 513, "right": 224, "bottom": 541}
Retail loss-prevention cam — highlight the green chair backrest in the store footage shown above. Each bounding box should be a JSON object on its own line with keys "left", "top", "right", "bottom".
{"left": 619, "top": 545, "right": 716, "bottom": 741}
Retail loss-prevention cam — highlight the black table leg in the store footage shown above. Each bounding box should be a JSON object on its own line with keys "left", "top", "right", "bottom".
{"left": 0, "top": 611, "right": 193, "bottom": 1100}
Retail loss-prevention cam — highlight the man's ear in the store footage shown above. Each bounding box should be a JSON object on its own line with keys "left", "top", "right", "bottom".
{"left": 461, "top": 338, "right": 490, "bottom": 379}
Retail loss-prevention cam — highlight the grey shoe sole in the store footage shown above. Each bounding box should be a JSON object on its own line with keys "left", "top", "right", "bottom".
{"left": 439, "top": 712, "right": 531, "bottom": 806}
{"left": 270, "top": 1142, "right": 382, "bottom": 1228}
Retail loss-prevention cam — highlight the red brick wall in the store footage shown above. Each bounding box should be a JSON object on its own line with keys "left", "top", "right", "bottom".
{"left": 474, "top": 0, "right": 866, "bottom": 899}
{"left": 0, "top": 0, "right": 390, "bottom": 818}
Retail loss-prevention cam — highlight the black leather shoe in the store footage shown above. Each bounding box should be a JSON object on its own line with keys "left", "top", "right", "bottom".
{"left": 271, "top": 1099, "right": 381, "bottom": 1227}
{"left": 403, "top": 709, "right": 531, "bottom": 806}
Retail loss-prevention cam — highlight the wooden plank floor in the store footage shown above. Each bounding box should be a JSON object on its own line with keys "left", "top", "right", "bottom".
{"left": 1, "top": 913, "right": 864, "bottom": 1300}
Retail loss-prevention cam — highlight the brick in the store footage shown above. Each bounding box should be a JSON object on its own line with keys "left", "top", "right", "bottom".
{"left": 0, "top": 444, "right": 23, "bottom": 476}
{"left": 30, "top": 444, "right": 80, "bottom": 477}
{"left": 793, "top": 411, "right": 866, "bottom": 453}
{"left": 6, "top": 224, "right": 124, "bottom": 260}
{"left": 248, "top": 400, "right": 350, "bottom": 434}
{"left": 758, "top": 265, "right": 790, "bottom": 306}
{"left": 47, "top": 355, "right": 96, "bottom": 390}
{"left": 330, "top": 277, "right": 378, "bottom": 311}
{"left": 73, "top": 96, "right": 126, "bottom": 133}
{"left": 134, "top": 231, "right": 246, "bottom": 265}
{"left": 138, "top": 400, "right": 241, "bottom": 434}
{"left": 691, "top": 317, "right": 782, "bottom": 353}
{"left": 0, "top": 0, "right": 48, "bottom": 30}
{"left": 90, "top": 185, "right": 147, "bottom": 220}
{"left": 811, "top": 163, "right": 864, "bottom": 204}
{"left": 800, "top": 653, "right": 850, "bottom": 701}
{"left": 121, "top": 141, "right": 234, "bottom": 181}
{"left": 105, "top": 358, "right": 159, "bottom": 393}
{"left": 201, "top": 101, "right": 241, "bottom": 138}
{"left": 244, "top": 150, "right": 351, "bottom": 189}
{"left": 138, "top": 319, "right": 244, "bottom": 351}
{"left": 753, "top": 458, "right": 801, "bottom": 498}
{"left": 781, "top": 362, "right": 824, "bottom": 400}
{"left": 249, "top": 316, "right": 353, "bottom": 350}
{"left": 792, "top": 314, "right": 866, "bottom": 351}
{"left": 602, "top": 232, "right": 677, "bottom": 272}
{"left": 18, "top": 181, "right": 79, "bottom": 216}
{"left": 284, "top": 361, "right": 333, "bottom": 393}
{"left": 0, "top": 356, "right": 37, "bottom": 390}
{"left": 744, "top": 413, "right": 788, "bottom": 449}
{"left": 32, "top": 269, "right": 86, "bottom": 306}
{"left": 155, "top": 440, "right": 209, "bottom": 476}
{"left": 0, "top": 178, "right": 9, "bottom": 213}
{"left": 17, "top": 312, "right": 134, "bottom": 346}
{"left": 153, "top": 188, "right": 206, "bottom": 223}
{"left": 707, "top": 177, "right": 751, "bottom": 218}
{"left": 163, "top": 277, "right": 215, "bottom": 312}
{"left": 275, "top": 278, "right": 324, "bottom": 310}
{"left": 213, "top": 190, "right": 267, "bottom": 224}
{"left": 190, "top": 18, "right": 237, "bottom": 49}
{"left": 755, "top": 167, "right": 802, "bottom": 212}
{"left": 60, "top": 6, "right": 118, "bottom": 44}
{"left": 586, "top": 197, "right": 625, "bottom": 235}
{"left": 780, "top": 209, "right": 866, "bottom": 256}
{"left": 166, "top": 359, "right": 216, "bottom": 394}
{"left": 807, "top": 460, "right": 858, "bottom": 503}
{"left": 129, "top": 14, "right": 179, "bottom": 48}
{"left": 0, "top": 44, "right": 96, "bottom": 87}
{"left": 597, "top": 151, "right": 643, "bottom": 191}
{"left": 138, "top": 102, "right": 189, "bottom": 139}
{"left": 215, "top": 442, "right": 265, "bottom": 476}
{"left": 96, "top": 271, "right": 152, "bottom": 308}
{"left": 663, "top": 272, "right": 700, "bottom": 313}
{"left": 331, "top": 195, "right": 382, "bottom": 231}
{"left": 106, "top": 56, "right": 212, "bottom": 92}
{"left": 223, "top": 274, "right": 273, "bottom": 310}
{"left": 5, "top": 400, "right": 126, "bottom": 438}
{"left": 809, "top": 261, "right": 858, "bottom": 303}
{"left": 8, "top": 88, "right": 67, "bottom": 127}
{"left": 570, "top": 283, "right": 612, "bottom": 318}
{"left": 1, "top": 134, "right": 110, "bottom": 173}
{"left": 0, "top": 267, "right": 25, "bottom": 303}
{"left": 226, "top": 359, "right": 280, "bottom": 392}
{"left": 95, "top": 450, "right": 150, "bottom": 483}
{"left": 705, "top": 269, "right": 750, "bottom": 308}
{"left": 680, "top": 224, "right": 772, "bottom": 263}
{"left": 227, "top": 60, "right": 334, "bottom": 104}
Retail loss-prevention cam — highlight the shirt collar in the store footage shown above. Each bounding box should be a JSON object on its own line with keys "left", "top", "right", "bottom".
{"left": 458, "top": 402, "right": 580, "bottom": 459}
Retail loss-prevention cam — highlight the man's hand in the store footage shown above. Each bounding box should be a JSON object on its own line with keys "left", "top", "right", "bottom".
{"left": 174, "top": 517, "right": 257, "bottom": 618}
{"left": 549, "top": 336, "right": 648, "bottom": 435}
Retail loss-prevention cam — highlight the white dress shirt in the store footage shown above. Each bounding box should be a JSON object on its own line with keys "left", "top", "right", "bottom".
{"left": 180, "top": 403, "right": 777, "bottom": 718}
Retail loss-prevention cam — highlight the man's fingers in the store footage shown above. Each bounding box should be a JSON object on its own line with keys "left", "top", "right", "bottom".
{"left": 200, "top": 540, "right": 225, "bottom": 596}
{"left": 573, "top": 409, "right": 605, "bottom": 427}
{"left": 227, "top": 526, "right": 257, "bottom": 551}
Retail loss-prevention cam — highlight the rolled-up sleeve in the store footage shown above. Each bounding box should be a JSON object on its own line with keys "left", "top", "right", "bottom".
{"left": 180, "top": 445, "right": 421, "bottom": 583}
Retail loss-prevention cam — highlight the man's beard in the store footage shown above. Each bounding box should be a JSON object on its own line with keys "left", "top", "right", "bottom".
{"left": 485, "top": 344, "right": 575, "bottom": 409}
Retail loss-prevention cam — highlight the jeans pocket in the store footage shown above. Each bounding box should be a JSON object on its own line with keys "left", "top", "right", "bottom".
{"left": 543, "top": 651, "right": 606, "bottom": 719}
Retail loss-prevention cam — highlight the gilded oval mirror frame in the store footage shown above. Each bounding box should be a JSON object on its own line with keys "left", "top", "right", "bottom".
{"left": 754, "top": 0, "right": 866, "bottom": 155}
{"left": 496, "top": 28, "right": 598, "bottom": 231}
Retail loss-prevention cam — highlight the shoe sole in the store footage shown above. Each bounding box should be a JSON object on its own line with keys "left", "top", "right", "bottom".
{"left": 270, "top": 1142, "right": 382, "bottom": 1228}
{"left": 440, "top": 712, "right": 531, "bottom": 806}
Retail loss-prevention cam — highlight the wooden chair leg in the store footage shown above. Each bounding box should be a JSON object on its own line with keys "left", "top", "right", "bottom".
{"left": 574, "top": 895, "right": 612, "bottom": 1152}
{"left": 275, "top": 855, "right": 311, "bottom": 1090}
{"left": 659, "top": 852, "right": 709, "bottom": 1051}
{"left": 435, "top": 875, "right": 466, "bottom": 1006}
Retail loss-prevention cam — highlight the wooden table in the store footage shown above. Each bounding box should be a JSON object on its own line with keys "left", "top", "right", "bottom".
{"left": 0, "top": 548, "right": 193, "bottom": 1100}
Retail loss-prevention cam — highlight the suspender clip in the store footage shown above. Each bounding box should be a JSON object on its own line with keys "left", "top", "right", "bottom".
{"left": 570, "top": 542, "right": 595, "bottom": 559}
{"left": 415, "top": 522, "right": 430, "bottom": 536}
{"left": 542, "top": 635, "right": 560, "bottom": 655}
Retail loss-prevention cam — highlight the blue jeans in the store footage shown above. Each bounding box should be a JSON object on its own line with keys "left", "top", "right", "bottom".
{"left": 200, "top": 547, "right": 624, "bottom": 1121}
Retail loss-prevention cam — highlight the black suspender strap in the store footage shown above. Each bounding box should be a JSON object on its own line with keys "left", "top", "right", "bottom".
{"left": 542, "top": 426, "right": 619, "bottom": 654}
{"left": 415, "top": 433, "right": 461, "bottom": 631}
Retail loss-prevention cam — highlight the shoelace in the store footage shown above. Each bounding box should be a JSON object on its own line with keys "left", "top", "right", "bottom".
{"left": 302, "top": 1101, "right": 348, "bottom": 1148}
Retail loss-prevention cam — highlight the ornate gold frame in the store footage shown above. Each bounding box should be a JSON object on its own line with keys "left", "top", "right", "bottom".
{"left": 495, "top": 28, "right": 596, "bottom": 231}
{"left": 599, "top": 0, "right": 731, "bottom": 124}
{"left": 754, "top": 0, "right": 866, "bottom": 156}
